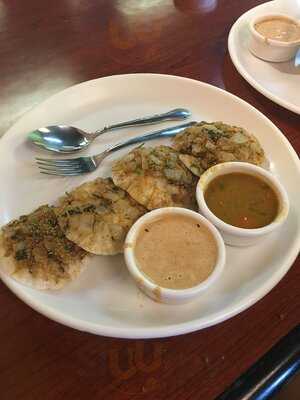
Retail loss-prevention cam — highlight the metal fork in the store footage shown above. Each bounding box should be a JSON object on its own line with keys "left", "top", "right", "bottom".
{"left": 36, "top": 121, "right": 197, "bottom": 176}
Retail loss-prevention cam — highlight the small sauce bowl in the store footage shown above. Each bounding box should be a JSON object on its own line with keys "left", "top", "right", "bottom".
{"left": 248, "top": 13, "right": 300, "bottom": 62}
{"left": 124, "top": 207, "right": 226, "bottom": 304}
{"left": 196, "top": 162, "right": 289, "bottom": 247}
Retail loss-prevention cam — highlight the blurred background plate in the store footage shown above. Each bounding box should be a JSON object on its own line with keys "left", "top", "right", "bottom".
{"left": 228, "top": 1, "right": 300, "bottom": 115}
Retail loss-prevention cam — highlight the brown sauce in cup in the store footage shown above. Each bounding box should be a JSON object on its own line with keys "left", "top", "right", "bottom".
{"left": 204, "top": 173, "right": 279, "bottom": 229}
{"left": 134, "top": 215, "right": 217, "bottom": 289}
{"left": 255, "top": 17, "right": 300, "bottom": 42}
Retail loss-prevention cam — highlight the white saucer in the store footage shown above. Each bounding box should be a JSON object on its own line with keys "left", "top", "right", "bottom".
{"left": 228, "top": 1, "right": 300, "bottom": 114}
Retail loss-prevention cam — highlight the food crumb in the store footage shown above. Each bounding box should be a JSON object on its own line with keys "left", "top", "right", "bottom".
{"left": 203, "top": 356, "right": 210, "bottom": 365}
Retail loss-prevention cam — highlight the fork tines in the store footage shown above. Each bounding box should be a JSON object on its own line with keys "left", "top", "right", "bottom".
{"left": 36, "top": 157, "right": 87, "bottom": 176}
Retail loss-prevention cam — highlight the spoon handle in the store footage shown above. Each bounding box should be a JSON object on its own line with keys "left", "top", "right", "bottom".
{"left": 94, "top": 108, "right": 191, "bottom": 137}
{"left": 96, "top": 121, "right": 197, "bottom": 162}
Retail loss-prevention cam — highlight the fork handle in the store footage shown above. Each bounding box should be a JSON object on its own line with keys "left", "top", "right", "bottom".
{"left": 94, "top": 108, "right": 191, "bottom": 137}
{"left": 103, "top": 121, "right": 197, "bottom": 156}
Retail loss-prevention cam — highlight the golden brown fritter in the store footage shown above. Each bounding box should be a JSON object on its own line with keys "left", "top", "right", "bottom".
{"left": 0, "top": 205, "right": 88, "bottom": 290}
{"left": 112, "top": 145, "right": 197, "bottom": 210}
{"left": 55, "top": 178, "right": 146, "bottom": 255}
{"left": 172, "top": 121, "right": 266, "bottom": 176}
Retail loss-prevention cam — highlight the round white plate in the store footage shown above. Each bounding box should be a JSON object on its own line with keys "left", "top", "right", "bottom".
{"left": 0, "top": 74, "right": 299, "bottom": 339}
{"left": 228, "top": 1, "right": 300, "bottom": 115}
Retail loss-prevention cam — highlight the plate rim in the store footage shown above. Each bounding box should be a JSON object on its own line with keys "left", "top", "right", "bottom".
{"left": 228, "top": 1, "right": 300, "bottom": 115}
{"left": 1, "top": 72, "right": 300, "bottom": 339}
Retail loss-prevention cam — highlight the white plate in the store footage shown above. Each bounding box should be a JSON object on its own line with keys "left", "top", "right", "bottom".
{"left": 0, "top": 74, "right": 299, "bottom": 339}
{"left": 228, "top": 1, "right": 300, "bottom": 115}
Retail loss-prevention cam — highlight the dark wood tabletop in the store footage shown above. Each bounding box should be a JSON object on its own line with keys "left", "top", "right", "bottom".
{"left": 0, "top": 1, "right": 299, "bottom": 399}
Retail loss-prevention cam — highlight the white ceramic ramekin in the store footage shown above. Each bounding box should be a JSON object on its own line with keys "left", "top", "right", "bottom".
{"left": 196, "top": 162, "right": 289, "bottom": 247}
{"left": 248, "top": 13, "right": 300, "bottom": 62}
{"left": 124, "top": 207, "right": 226, "bottom": 304}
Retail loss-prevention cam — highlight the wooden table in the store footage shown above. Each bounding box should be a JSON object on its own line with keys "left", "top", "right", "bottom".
{"left": 0, "top": 1, "right": 299, "bottom": 399}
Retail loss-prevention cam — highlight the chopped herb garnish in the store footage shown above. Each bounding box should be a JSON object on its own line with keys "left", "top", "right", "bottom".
{"left": 68, "top": 207, "right": 82, "bottom": 215}
{"left": 135, "top": 167, "right": 143, "bottom": 175}
{"left": 15, "top": 249, "right": 28, "bottom": 261}
{"left": 48, "top": 219, "right": 57, "bottom": 227}
{"left": 83, "top": 204, "right": 96, "bottom": 213}
{"left": 206, "top": 130, "right": 222, "bottom": 141}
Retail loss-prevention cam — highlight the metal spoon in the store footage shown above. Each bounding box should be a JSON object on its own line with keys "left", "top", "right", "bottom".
{"left": 28, "top": 108, "right": 191, "bottom": 153}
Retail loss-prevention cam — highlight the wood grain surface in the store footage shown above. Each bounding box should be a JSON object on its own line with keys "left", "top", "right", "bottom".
{"left": 0, "top": 1, "right": 299, "bottom": 399}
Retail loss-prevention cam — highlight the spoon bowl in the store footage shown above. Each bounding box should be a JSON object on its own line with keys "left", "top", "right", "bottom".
{"left": 29, "top": 125, "right": 92, "bottom": 153}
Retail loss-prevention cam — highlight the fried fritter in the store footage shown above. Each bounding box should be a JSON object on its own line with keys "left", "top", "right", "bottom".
{"left": 55, "top": 178, "right": 146, "bottom": 255}
{"left": 0, "top": 205, "right": 88, "bottom": 290}
{"left": 172, "top": 122, "right": 266, "bottom": 176}
{"left": 112, "top": 145, "right": 197, "bottom": 210}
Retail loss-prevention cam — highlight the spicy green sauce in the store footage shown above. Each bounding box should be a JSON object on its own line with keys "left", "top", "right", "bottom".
{"left": 204, "top": 172, "right": 279, "bottom": 229}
